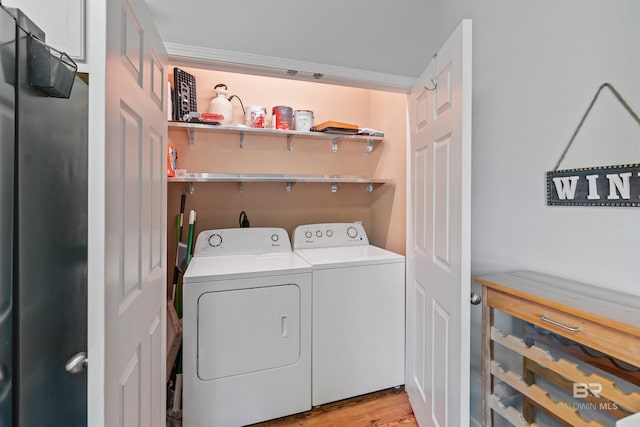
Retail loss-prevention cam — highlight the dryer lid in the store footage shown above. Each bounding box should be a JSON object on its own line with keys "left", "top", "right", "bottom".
{"left": 183, "top": 252, "right": 311, "bottom": 283}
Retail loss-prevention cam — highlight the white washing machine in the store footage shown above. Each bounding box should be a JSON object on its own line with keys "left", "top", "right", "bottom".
{"left": 182, "top": 227, "right": 312, "bottom": 427}
{"left": 292, "top": 222, "right": 405, "bottom": 406}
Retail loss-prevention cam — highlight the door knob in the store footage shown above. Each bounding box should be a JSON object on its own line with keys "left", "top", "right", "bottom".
{"left": 65, "top": 352, "right": 88, "bottom": 374}
{"left": 470, "top": 292, "right": 482, "bottom": 305}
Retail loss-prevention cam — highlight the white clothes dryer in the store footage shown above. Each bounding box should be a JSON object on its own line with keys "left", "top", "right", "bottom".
{"left": 182, "top": 228, "right": 312, "bottom": 427}
{"left": 292, "top": 222, "right": 405, "bottom": 406}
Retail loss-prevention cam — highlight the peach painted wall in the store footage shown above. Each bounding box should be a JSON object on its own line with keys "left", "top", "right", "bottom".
{"left": 167, "top": 67, "right": 406, "bottom": 282}
{"left": 368, "top": 91, "right": 407, "bottom": 255}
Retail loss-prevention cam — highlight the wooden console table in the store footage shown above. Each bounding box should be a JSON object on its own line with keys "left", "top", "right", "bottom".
{"left": 475, "top": 271, "right": 640, "bottom": 426}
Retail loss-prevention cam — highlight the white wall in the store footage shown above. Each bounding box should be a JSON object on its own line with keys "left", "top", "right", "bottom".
{"left": 427, "top": 1, "right": 640, "bottom": 425}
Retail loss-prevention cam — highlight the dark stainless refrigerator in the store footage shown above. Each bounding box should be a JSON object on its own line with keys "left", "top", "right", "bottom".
{"left": 0, "top": 6, "right": 87, "bottom": 427}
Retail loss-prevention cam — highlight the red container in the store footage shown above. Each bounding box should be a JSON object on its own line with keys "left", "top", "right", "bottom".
{"left": 272, "top": 105, "right": 293, "bottom": 130}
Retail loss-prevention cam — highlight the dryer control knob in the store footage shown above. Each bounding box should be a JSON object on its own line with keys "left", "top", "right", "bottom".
{"left": 271, "top": 234, "right": 279, "bottom": 242}
{"left": 316, "top": 230, "right": 323, "bottom": 238}
{"left": 304, "top": 231, "right": 312, "bottom": 239}
{"left": 326, "top": 230, "right": 333, "bottom": 237}
{"left": 346, "top": 226, "right": 358, "bottom": 239}
{"left": 208, "top": 233, "right": 223, "bottom": 247}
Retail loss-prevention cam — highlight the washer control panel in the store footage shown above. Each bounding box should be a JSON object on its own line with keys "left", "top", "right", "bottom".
{"left": 292, "top": 222, "right": 369, "bottom": 249}
{"left": 193, "top": 227, "right": 291, "bottom": 257}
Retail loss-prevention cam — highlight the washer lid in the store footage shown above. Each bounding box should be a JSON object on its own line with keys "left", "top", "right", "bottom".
{"left": 183, "top": 252, "right": 311, "bottom": 283}
{"left": 294, "top": 245, "right": 404, "bottom": 269}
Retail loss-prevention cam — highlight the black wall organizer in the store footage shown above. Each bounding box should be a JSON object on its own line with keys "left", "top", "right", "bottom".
{"left": 173, "top": 67, "right": 197, "bottom": 121}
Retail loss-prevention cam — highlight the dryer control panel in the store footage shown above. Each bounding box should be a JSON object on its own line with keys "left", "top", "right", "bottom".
{"left": 292, "top": 222, "right": 369, "bottom": 249}
{"left": 193, "top": 227, "right": 292, "bottom": 257}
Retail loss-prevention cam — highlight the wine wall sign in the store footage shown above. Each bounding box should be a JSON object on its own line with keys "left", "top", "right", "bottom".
{"left": 547, "top": 164, "right": 640, "bottom": 207}
{"left": 548, "top": 83, "right": 640, "bottom": 208}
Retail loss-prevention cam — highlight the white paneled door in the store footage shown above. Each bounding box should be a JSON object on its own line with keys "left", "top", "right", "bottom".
{"left": 406, "top": 20, "right": 472, "bottom": 427}
{"left": 103, "top": 0, "right": 168, "bottom": 425}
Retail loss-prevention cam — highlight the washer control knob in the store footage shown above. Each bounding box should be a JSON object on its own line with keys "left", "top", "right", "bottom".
{"left": 326, "top": 229, "right": 333, "bottom": 237}
{"left": 346, "top": 226, "right": 358, "bottom": 239}
{"left": 208, "top": 233, "right": 223, "bottom": 247}
{"left": 271, "top": 233, "right": 279, "bottom": 242}
{"left": 316, "top": 230, "right": 323, "bottom": 238}
{"left": 304, "top": 231, "right": 313, "bottom": 239}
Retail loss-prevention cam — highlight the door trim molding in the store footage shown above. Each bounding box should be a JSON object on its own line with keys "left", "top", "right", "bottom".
{"left": 164, "top": 42, "right": 416, "bottom": 93}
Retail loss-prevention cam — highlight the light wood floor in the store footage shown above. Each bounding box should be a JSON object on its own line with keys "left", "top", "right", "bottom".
{"left": 250, "top": 387, "right": 418, "bottom": 427}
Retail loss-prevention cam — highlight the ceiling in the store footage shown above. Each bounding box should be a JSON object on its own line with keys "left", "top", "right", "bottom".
{"left": 144, "top": 0, "right": 437, "bottom": 90}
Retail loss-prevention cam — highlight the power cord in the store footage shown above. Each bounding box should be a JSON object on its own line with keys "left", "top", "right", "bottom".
{"left": 239, "top": 211, "right": 250, "bottom": 228}
{"left": 229, "top": 94, "right": 245, "bottom": 116}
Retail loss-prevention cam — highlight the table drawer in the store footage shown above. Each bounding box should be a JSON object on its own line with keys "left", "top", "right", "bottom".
{"left": 487, "top": 287, "right": 640, "bottom": 368}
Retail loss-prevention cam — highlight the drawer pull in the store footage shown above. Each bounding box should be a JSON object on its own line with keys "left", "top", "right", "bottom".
{"left": 540, "top": 314, "right": 581, "bottom": 332}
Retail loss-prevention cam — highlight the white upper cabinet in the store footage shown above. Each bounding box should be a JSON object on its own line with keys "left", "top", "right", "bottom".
{"left": 3, "top": 0, "right": 86, "bottom": 71}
